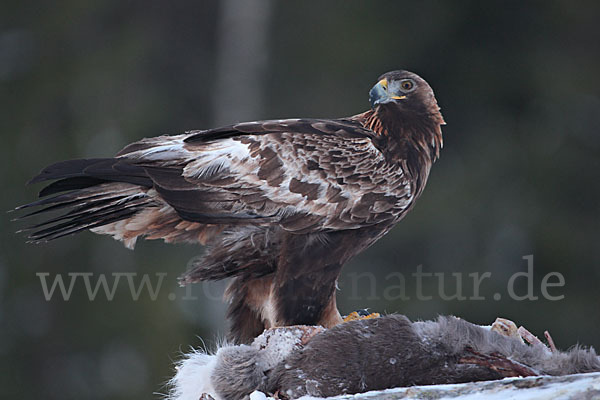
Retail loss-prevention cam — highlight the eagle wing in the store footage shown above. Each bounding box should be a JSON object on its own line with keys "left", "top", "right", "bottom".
{"left": 18, "top": 118, "right": 413, "bottom": 245}
{"left": 120, "top": 119, "right": 413, "bottom": 232}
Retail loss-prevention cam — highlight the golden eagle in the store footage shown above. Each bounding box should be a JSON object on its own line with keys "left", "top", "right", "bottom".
{"left": 17, "top": 70, "right": 444, "bottom": 343}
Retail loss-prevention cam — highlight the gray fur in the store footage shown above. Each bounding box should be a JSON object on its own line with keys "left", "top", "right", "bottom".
{"left": 414, "top": 316, "right": 600, "bottom": 376}
{"left": 268, "top": 315, "right": 502, "bottom": 398}
{"left": 211, "top": 345, "right": 266, "bottom": 400}
{"left": 203, "top": 314, "right": 600, "bottom": 399}
{"left": 210, "top": 326, "right": 311, "bottom": 400}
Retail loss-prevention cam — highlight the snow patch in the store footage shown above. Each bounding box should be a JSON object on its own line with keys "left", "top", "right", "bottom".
{"left": 295, "top": 372, "right": 600, "bottom": 399}
{"left": 249, "top": 390, "right": 270, "bottom": 400}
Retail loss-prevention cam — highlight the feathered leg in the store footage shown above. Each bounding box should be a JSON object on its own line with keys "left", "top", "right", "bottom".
{"left": 272, "top": 232, "right": 354, "bottom": 328}
{"left": 272, "top": 227, "right": 391, "bottom": 329}
{"left": 225, "top": 276, "right": 271, "bottom": 344}
{"left": 274, "top": 262, "right": 343, "bottom": 328}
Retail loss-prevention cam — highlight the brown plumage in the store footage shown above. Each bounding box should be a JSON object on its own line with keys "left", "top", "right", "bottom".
{"left": 16, "top": 70, "right": 444, "bottom": 343}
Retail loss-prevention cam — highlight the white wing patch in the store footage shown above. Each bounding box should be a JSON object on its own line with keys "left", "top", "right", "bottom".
{"left": 184, "top": 139, "right": 252, "bottom": 179}
{"left": 120, "top": 134, "right": 189, "bottom": 161}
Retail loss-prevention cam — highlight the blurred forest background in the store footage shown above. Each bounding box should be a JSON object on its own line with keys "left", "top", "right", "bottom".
{"left": 1, "top": 1, "right": 599, "bottom": 399}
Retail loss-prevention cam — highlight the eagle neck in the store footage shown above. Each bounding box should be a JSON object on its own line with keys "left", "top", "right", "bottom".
{"left": 358, "top": 109, "right": 444, "bottom": 196}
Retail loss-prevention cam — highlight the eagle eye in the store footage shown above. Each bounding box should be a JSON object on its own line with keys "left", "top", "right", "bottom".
{"left": 400, "top": 79, "right": 415, "bottom": 92}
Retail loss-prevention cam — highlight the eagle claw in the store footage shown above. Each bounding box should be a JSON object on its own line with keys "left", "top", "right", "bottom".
{"left": 343, "top": 310, "right": 381, "bottom": 322}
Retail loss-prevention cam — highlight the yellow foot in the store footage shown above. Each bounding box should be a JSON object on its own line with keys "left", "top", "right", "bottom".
{"left": 343, "top": 311, "right": 381, "bottom": 322}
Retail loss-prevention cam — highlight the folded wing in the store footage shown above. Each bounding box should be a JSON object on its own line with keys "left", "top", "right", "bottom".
{"left": 17, "top": 118, "right": 413, "bottom": 246}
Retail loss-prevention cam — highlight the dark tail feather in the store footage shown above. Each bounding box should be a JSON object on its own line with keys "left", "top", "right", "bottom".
{"left": 23, "top": 194, "right": 151, "bottom": 242}
{"left": 14, "top": 191, "right": 109, "bottom": 216}
{"left": 29, "top": 157, "right": 152, "bottom": 184}
{"left": 38, "top": 177, "right": 107, "bottom": 197}
{"left": 28, "top": 158, "right": 110, "bottom": 184}
{"left": 16, "top": 158, "right": 155, "bottom": 242}
{"left": 29, "top": 158, "right": 153, "bottom": 194}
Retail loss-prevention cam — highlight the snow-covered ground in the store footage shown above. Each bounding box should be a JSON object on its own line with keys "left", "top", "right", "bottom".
{"left": 248, "top": 372, "right": 600, "bottom": 400}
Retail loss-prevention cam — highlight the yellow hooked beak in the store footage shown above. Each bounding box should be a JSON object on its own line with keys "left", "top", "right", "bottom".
{"left": 369, "top": 78, "right": 407, "bottom": 108}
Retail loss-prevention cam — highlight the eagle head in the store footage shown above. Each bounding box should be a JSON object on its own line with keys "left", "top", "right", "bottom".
{"left": 369, "top": 70, "right": 440, "bottom": 116}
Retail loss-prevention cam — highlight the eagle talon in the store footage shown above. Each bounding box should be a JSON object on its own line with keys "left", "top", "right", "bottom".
{"left": 343, "top": 311, "right": 381, "bottom": 322}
